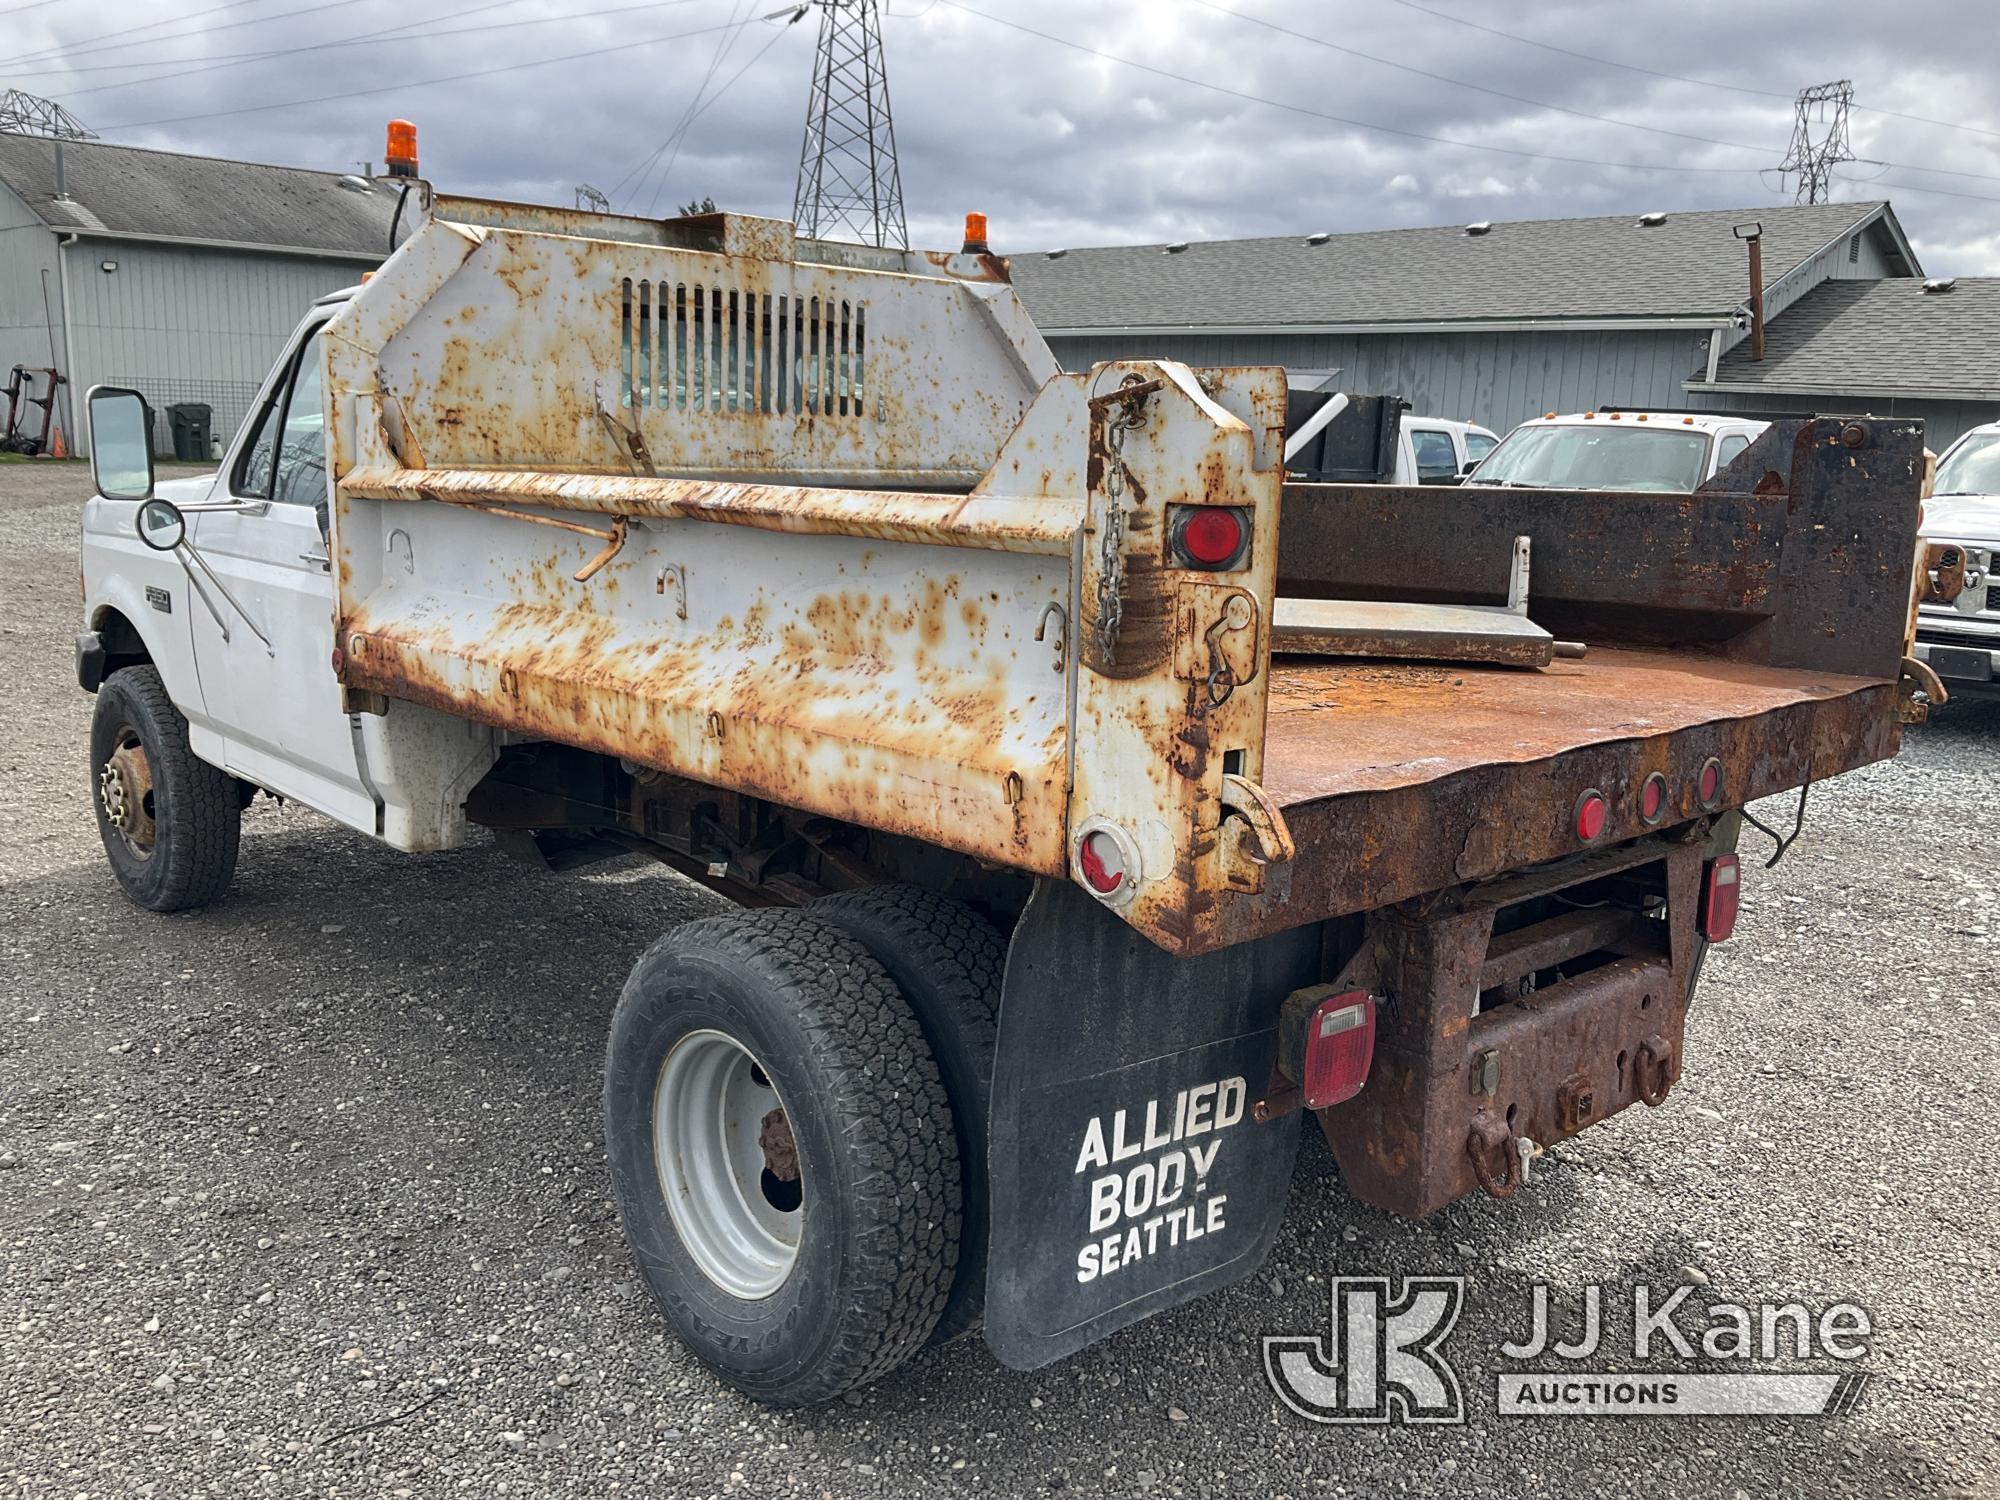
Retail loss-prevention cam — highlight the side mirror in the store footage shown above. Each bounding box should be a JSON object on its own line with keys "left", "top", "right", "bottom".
{"left": 87, "top": 387, "right": 154, "bottom": 501}
{"left": 1461, "top": 458, "right": 1480, "bottom": 475}
{"left": 135, "top": 497, "right": 186, "bottom": 551}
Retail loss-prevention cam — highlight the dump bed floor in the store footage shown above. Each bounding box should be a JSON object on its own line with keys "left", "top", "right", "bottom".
{"left": 1261, "top": 646, "right": 1884, "bottom": 809}
{"left": 1217, "top": 644, "right": 1901, "bottom": 947}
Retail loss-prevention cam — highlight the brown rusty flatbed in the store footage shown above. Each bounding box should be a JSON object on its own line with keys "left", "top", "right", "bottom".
{"left": 1186, "top": 646, "right": 1902, "bottom": 952}
{"left": 1260, "top": 646, "right": 1881, "bottom": 806}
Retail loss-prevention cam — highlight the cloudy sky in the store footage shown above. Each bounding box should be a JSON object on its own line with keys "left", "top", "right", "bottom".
{"left": 9, "top": 0, "right": 1999, "bottom": 273}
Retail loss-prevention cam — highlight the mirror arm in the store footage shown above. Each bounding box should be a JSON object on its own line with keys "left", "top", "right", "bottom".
{"left": 177, "top": 498, "right": 270, "bottom": 518}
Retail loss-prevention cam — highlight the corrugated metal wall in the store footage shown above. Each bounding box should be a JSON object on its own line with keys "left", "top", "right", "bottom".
{"left": 1048, "top": 326, "right": 1712, "bottom": 435}
{"left": 62, "top": 236, "right": 371, "bottom": 456}
{"left": 0, "top": 184, "right": 63, "bottom": 440}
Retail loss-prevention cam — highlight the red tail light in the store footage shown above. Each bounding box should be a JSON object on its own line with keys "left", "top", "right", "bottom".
{"left": 1574, "top": 789, "right": 1608, "bottom": 842}
{"left": 1697, "top": 756, "right": 1724, "bottom": 809}
{"left": 1077, "top": 829, "right": 1128, "bottom": 895}
{"left": 1303, "top": 991, "right": 1375, "bottom": 1109}
{"left": 1168, "top": 505, "right": 1250, "bottom": 570}
{"left": 1700, "top": 853, "right": 1740, "bottom": 942}
{"left": 1639, "top": 772, "right": 1666, "bottom": 824}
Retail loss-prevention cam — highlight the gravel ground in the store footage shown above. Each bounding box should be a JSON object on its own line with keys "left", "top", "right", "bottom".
{"left": 2, "top": 459, "right": 1996, "bottom": 1499}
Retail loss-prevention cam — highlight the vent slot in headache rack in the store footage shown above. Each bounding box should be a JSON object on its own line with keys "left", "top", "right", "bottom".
{"left": 620, "top": 279, "right": 865, "bottom": 419}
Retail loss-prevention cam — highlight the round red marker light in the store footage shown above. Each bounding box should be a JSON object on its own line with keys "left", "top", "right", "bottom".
{"left": 1639, "top": 772, "right": 1667, "bottom": 824}
{"left": 1697, "top": 757, "right": 1724, "bottom": 809}
{"left": 1574, "top": 789, "right": 1608, "bottom": 842}
{"left": 1077, "top": 829, "right": 1127, "bottom": 894}
{"left": 1176, "top": 507, "right": 1246, "bottom": 567}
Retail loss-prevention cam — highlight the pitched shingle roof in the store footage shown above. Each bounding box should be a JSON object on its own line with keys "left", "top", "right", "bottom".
{"left": 1704, "top": 277, "right": 2000, "bottom": 398}
{"left": 1009, "top": 202, "right": 1915, "bottom": 331}
{"left": 0, "top": 132, "right": 397, "bottom": 259}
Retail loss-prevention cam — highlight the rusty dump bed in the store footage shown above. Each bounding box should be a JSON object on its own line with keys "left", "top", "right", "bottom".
{"left": 1246, "top": 649, "right": 1897, "bottom": 942}
{"left": 323, "top": 195, "right": 1926, "bottom": 956}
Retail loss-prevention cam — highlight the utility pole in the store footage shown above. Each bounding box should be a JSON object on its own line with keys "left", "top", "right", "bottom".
{"left": 0, "top": 90, "right": 95, "bottom": 140}
{"left": 793, "top": 0, "right": 907, "bottom": 249}
{"left": 1778, "top": 80, "right": 1854, "bottom": 205}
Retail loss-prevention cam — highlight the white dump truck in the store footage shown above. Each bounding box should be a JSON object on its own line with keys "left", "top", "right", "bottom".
{"left": 76, "top": 178, "right": 1936, "bottom": 1406}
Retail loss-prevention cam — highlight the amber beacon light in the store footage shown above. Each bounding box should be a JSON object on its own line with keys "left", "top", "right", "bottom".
{"left": 385, "top": 119, "right": 419, "bottom": 178}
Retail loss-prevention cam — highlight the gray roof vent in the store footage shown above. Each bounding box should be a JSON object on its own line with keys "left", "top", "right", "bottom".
{"left": 1637, "top": 211, "right": 1668, "bottom": 226}
{"left": 1464, "top": 221, "right": 1492, "bottom": 236}
{"left": 1304, "top": 230, "right": 1331, "bottom": 245}
{"left": 1044, "top": 247, "right": 1068, "bottom": 260}
{"left": 337, "top": 174, "right": 374, "bottom": 194}
{"left": 1923, "top": 277, "right": 1957, "bottom": 294}
{"left": 1163, "top": 241, "right": 1189, "bottom": 254}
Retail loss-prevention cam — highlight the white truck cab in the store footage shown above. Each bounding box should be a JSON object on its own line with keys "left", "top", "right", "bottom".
{"left": 79, "top": 290, "right": 379, "bottom": 888}
{"left": 1402, "top": 415, "right": 1500, "bottom": 484}
{"left": 1915, "top": 420, "right": 2000, "bottom": 697}
{"left": 1469, "top": 410, "right": 1770, "bottom": 492}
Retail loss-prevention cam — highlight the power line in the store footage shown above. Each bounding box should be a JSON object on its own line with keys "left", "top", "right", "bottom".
{"left": 610, "top": 0, "right": 757, "bottom": 207}
{"left": 930, "top": 0, "right": 1763, "bottom": 177}
{"left": 1832, "top": 172, "right": 2000, "bottom": 206}
{"left": 89, "top": 13, "right": 761, "bottom": 133}
{"left": 46, "top": 0, "right": 713, "bottom": 100}
{"left": 639, "top": 0, "right": 762, "bottom": 213}
{"left": 12, "top": 0, "right": 536, "bottom": 83}
{"left": 9, "top": 0, "right": 351, "bottom": 70}
{"left": 645, "top": 9, "right": 799, "bottom": 214}
{"left": 1185, "top": 0, "right": 1776, "bottom": 159}
{"left": 1184, "top": 2, "right": 2000, "bottom": 195}
{"left": 1378, "top": 0, "right": 2000, "bottom": 145}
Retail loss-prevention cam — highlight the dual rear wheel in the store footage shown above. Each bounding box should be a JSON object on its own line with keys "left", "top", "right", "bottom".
{"left": 604, "top": 888, "right": 1002, "bottom": 1407}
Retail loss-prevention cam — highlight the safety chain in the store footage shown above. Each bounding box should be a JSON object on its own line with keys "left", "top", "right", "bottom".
{"left": 1091, "top": 376, "right": 1153, "bottom": 666}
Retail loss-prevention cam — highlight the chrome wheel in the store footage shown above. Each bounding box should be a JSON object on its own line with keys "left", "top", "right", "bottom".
{"left": 652, "top": 1028, "right": 802, "bottom": 1299}
{"left": 98, "top": 727, "right": 156, "bottom": 857}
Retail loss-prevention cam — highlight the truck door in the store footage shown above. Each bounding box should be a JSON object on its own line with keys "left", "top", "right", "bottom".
{"left": 187, "top": 322, "right": 374, "bottom": 832}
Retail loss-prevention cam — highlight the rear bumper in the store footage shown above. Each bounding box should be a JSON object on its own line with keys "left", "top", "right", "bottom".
{"left": 1915, "top": 637, "right": 2000, "bottom": 696}
{"left": 1317, "top": 835, "right": 1708, "bottom": 1218}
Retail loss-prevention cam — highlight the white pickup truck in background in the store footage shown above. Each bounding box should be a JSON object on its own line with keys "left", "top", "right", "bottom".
{"left": 1915, "top": 419, "right": 2000, "bottom": 699}
{"left": 1466, "top": 410, "right": 1771, "bottom": 491}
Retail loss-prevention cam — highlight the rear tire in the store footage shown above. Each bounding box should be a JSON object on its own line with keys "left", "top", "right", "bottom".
{"left": 812, "top": 884, "right": 1001, "bottom": 1345}
{"left": 89, "top": 665, "right": 240, "bottom": 911}
{"left": 605, "top": 910, "right": 960, "bottom": 1406}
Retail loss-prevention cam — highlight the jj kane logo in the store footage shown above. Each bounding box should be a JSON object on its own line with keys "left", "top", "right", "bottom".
{"left": 1262, "top": 1277, "right": 1467, "bottom": 1424}
{"left": 1263, "top": 1276, "right": 1875, "bottom": 1424}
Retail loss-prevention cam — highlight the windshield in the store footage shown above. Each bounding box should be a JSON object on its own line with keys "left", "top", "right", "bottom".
{"left": 1935, "top": 433, "right": 2000, "bottom": 496}
{"left": 1471, "top": 424, "right": 1712, "bottom": 492}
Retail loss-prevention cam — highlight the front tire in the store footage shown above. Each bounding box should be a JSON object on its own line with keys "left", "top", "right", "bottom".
{"left": 90, "top": 666, "right": 240, "bottom": 911}
{"left": 605, "top": 910, "right": 961, "bottom": 1406}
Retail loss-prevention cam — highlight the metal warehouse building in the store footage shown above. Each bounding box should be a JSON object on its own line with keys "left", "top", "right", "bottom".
{"left": 1006, "top": 201, "right": 2000, "bottom": 449}
{"left": 0, "top": 133, "right": 394, "bottom": 456}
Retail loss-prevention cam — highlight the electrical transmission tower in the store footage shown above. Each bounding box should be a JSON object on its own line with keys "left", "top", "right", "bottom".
{"left": 0, "top": 90, "right": 95, "bottom": 140}
{"left": 793, "top": 0, "right": 907, "bottom": 249}
{"left": 574, "top": 183, "right": 612, "bottom": 213}
{"left": 1778, "top": 80, "right": 1854, "bottom": 204}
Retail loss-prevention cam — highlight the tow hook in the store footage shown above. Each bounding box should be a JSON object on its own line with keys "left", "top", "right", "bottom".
{"left": 1633, "top": 1033, "right": 1675, "bottom": 1107}
{"left": 1465, "top": 1108, "right": 1521, "bottom": 1200}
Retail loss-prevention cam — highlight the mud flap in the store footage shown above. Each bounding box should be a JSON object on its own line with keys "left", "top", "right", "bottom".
{"left": 984, "top": 879, "right": 1319, "bottom": 1369}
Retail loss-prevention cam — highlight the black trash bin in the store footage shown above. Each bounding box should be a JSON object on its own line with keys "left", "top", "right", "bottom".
{"left": 167, "top": 402, "right": 212, "bottom": 461}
